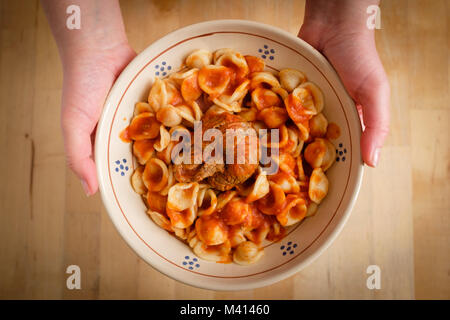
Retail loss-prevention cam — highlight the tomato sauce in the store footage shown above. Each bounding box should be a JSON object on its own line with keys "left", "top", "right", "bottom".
{"left": 120, "top": 127, "right": 131, "bottom": 143}
{"left": 285, "top": 94, "right": 311, "bottom": 123}
{"left": 200, "top": 66, "right": 232, "bottom": 93}
{"left": 195, "top": 212, "right": 229, "bottom": 246}
{"left": 326, "top": 122, "right": 341, "bottom": 140}
{"left": 147, "top": 191, "right": 167, "bottom": 214}
{"left": 244, "top": 55, "right": 265, "bottom": 73}
{"left": 127, "top": 112, "right": 160, "bottom": 140}
{"left": 181, "top": 72, "right": 202, "bottom": 102}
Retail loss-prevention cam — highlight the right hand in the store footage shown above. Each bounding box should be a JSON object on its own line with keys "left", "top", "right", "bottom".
{"left": 61, "top": 43, "right": 136, "bottom": 195}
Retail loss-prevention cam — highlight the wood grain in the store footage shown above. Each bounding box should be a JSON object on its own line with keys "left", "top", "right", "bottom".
{"left": 0, "top": 0, "right": 448, "bottom": 299}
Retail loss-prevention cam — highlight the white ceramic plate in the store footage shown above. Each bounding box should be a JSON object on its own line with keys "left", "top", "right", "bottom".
{"left": 95, "top": 20, "right": 363, "bottom": 291}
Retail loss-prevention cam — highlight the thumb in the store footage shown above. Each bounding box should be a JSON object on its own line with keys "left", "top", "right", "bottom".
{"left": 356, "top": 68, "right": 390, "bottom": 167}
{"left": 61, "top": 106, "right": 99, "bottom": 196}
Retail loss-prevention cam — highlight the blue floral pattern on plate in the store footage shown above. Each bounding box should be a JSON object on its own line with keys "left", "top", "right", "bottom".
{"left": 280, "top": 241, "right": 298, "bottom": 256}
{"left": 335, "top": 143, "right": 347, "bottom": 162}
{"left": 155, "top": 61, "right": 172, "bottom": 77}
{"left": 258, "top": 44, "right": 275, "bottom": 60}
{"left": 182, "top": 256, "right": 200, "bottom": 270}
{"left": 114, "top": 158, "right": 129, "bottom": 176}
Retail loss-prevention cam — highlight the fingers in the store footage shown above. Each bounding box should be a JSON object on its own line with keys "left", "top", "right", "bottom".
{"left": 356, "top": 68, "right": 390, "bottom": 167}
{"left": 62, "top": 107, "right": 99, "bottom": 196}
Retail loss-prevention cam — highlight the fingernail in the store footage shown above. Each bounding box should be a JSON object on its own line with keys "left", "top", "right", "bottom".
{"left": 372, "top": 147, "right": 381, "bottom": 167}
{"left": 81, "top": 180, "right": 91, "bottom": 197}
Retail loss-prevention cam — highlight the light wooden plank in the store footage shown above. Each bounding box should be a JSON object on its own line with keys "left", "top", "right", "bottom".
{"left": 97, "top": 206, "right": 140, "bottom": 299}
{"left": 377, "top": 0, "right": 410, "bottom": 146}
{"left": 20, "top": 3, "right": 68, "bottom": 299}
{"left": 0, "top": 0, "right": 38, "bottom": 299}
{"left": 411, "top": 110, "right": 450, "bottom": 299}
{"left": 408, "top": 0, "right": 448, "bottom": 110}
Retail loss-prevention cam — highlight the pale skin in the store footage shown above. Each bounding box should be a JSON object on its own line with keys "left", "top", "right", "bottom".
{"left": 42, "top": 0, "right": 389, "bottom": 196}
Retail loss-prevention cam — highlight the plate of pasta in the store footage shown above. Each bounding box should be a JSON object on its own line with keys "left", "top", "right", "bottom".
{"left": 95, "top": 20, "right": 363, "bottom": 290}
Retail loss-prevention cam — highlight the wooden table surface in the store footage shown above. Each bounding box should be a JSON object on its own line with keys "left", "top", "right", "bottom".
{"left": 0, "top": 0, "right": 448, "bottom": 299}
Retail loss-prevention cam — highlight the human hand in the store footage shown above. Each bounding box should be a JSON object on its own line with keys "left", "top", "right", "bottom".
{"left": 42, "top": 0, "right": 136, "bottom": 195}
{"left": 61, "top": 44, "right": 136, "bottom": 196}
{"left": 298, "top": 0, "right": 390, "bottom": 167}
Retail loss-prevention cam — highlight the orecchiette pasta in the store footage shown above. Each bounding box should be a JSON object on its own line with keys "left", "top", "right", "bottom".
{"left": 216, "top": 190, "right": 238, "bottom": 211}
{"left": 173, "top": 226, "right": 190, "bottom": 240}
{"left": 268, "top": 171, "right": 300, "bottom": 194}
{"left": 306, "top": 200, "right": 318, "bottom": 217}
{"left": 133, "top": 139, "right": 155, "bottom": 165}
{"left": 165, "top": 79, "right": 184, "bottom": 106}
{"left": 299, "top": 81, "right": 324, "bottom": 113}
{"left": 244, "top": 222, "right": 270, "bottom": 245}
{"left": 134, "top": 101, "right": 153, "bottom": 115}
{"left": 153, "top": 125, "right": 171, "bottom": 152}
{"left": 257, "top": 106, "right": 289, "bottom": 128}
{"left": 244, "top": 55, "right": 265, "bottom": 73}
{"left": 147, "top": 210, "right": 172, "bottom": 232}
{"left": 215, "top": 50, "right": 249, "bottom": 79}
{"left": 167, "top": 182, "right": 199, "bottom": 212}
{"left": 192, "top": 239, "right": 232, "bottom": 263}
{"left": 221, "top": 197, "right": 250, "bottom": 225}
{"left": 142, "top": 158, "right": 169, "bottom": 192}
{"left": 257, "top": 182, "right": 286, "bottom": 215}
{"left": 228, "top": 225, "right": 246, "bottom": 248}
{"left": 131, "top": 166, "right": 146, "bottom": 195}
{"left": 180, "top": 69, "right": 202, "bottom": 102}
{"left": 276, "top": 194, "right": 307, "bottom": 227}
{"left": 249, "top": 71, "right": 280, "bottom": 90}
{"left": 290, "top": 87, "right": 318, "bottom": 116}
{"left": 127, "top": 112, "right": 160, "bottom": 140}
{"left": 169, "top": 67, "right": 198, "bottom": 87}
{"left": 159, "top": 164, "right": 175, "bottom": 196}
{"left": 146, "top": 191, "right": 167, "bottom": 214}
{"left": 198, "top": 65, "right": 232, "bottom": 98}
{"left": 213, "top": 48, "right": 235, "bottom": 63}
{"left": 279, "top": 68, "right": 306, "bottom": 92}
{"left": 195, "top": 213, "right": 228, "bottom": 245}
{"left": 233, "top": 241, "right": 264, "bottom": 265}
{"left": 148, "top": 77, "right": 167, "bottom": 111}
{"left": 304, "top": 138, "right": 336, "bottom": 171}
{"left": 238, "top": 107, "right": 257, "bottom": 122}
{"left": 197, "top": 187, "right": 218, "bottom": 216}
{"left": 243, "top": 169, "right": 270, "bottom": 203}
{"left": 156, "top": 140, "right": 176, "bottom": 165}
{"left": 260, "top": 124, "right": 289, "bottom": 149}
{"left": 156, "top": 104, "right": 182, "bottom": 127}
{"left": 309, "top": 113, "right": 328, "bottom": 138}
{"left": 175, "top": 104, "right": 196, "bottom": 125}
{"left": 271, "top": 86, "right": 289, "bottom": 100}
{"left": 215, "top": 79, "right": 249, "bottom": 107}
{"left": 212, "top": 97, "right": 242, "bottom": 113}
{"left": 309, "top": 167, "right": 329, "bottom": 204}
{"left": 186, "top": 49, "right": 213, "bottom": 69}
{"left": 167, "top": 206, "right": 197, "bottom": 229}
{"left": 123, "top": 48, "right": 339, "bottom": 266}
{"left": 251, "top": 87, "right": 282, "bottom": 110}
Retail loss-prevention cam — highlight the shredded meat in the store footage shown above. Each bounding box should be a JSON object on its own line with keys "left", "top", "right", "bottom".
{"left": 174, "top": 110, "right": 258, "bottom": 190}
{"left": 174, "top": 158, "right": 224, "bottom": 183}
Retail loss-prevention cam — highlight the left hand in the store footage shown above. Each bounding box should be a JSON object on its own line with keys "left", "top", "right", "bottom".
{"left": 298, "top": 0, "right": 390, "bottom": 167}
